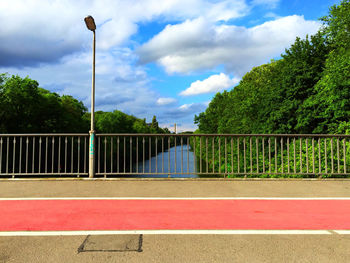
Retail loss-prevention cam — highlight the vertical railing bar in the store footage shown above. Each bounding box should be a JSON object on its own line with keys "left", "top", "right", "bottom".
{"left": 19, "top": 137, "right": 22, "bottom": 174}
{"left": 136, "top": 137, "right": 139, "bottom": 173}
{"left": 318, "top": 138, "right": 321, "bottom": 174}
{"left": 325, "top": 139, "right": 328, "bottom": 174}
{"left": 6, "top": 137, "right": 9, "bottom": 174}
{"left": 187, "top": 137, "right": 189, "bottom": 174}
{"left": 45, "top": 137, "right": 48, "bottom": 173}
{"left": 181, "top": 137, "right": 183, "bottom": 174}
{"left": 142, "top": 137, "right": 145, "bottom": 173}
{"left": 111, "top": 137, "right": 113, "bottom": 173}
{"left": 64, "top": 137, "right": 67, "bottom": 174}
{"left": 231, "top": 138, "right": 233, "bottom": 174}
{"left": 306, "top": 138, "right": 308, "bottom": 174}
{"left": 268, "top": 138, "right": 271, "bottom": 174}
{"left": 337, "top": 138, "right": 340, "bottom": 174}
{"left": 52, "top": 137, "right": 55, "bottom": 173}
{"left": 274, "top": 137, "right": 277, "bottom": 174}
{"left": 193, "top": 136, "right": 196, "bottom": 175}
{"left": 250, "top": 137, "right": 253, "bottom": 174}
{"left": 281, "top": 137, "right": 283, "bottom": 174}
{"left": 12, "top": 137, "right": 16, "bottom": 175}
{"left": 77, "top": 137, "right": 80, "bottom": 175}
{"left": 218, "top": 137, "right": 221, "bottom": 175}
{"left": 83, "top": 137, "right": 86, "bottom": 174}
{"left": 263, "top": 138, "right": 265, "bottom": 174}
{"left": 300, "top": 137, "right": 302, "bottom": 173}
{"left": 32, "top": 137, "right": 35, "bottom": 173}
{"left": 155, "top": 137, "right": 158, "bottom": 174}
{"left": 98, "top": 136, "right": 101, "bottom": 174}
{"left": 174, "top": 137, "right": 177, "bottom": 174}
{"left": 130, "top": 137, "right": 133, "bottom": 174}
{"left": 343, "top": 138, "right": 346, "bottom": 174}
{"left": 237, "top": 137, "right": 240, "bottom": 174}
{"left": 206, "top": 137, "right": 209, "bottom": 174}
{"left": 26, "top": 137, "right": 29, "bottom": 174}
{"left": 162, "top": 137, "right": 164, "bottom": 174}
{"left": 225, "top": 137, "right": 227, "bottom": 176}
{"left": 0, "top": 138, "right": 3, "bottom": 174}
{"left": 168, "top": 137, "right": 171, "bottom": 175}
{"left": 38, "top": 137, "right": 42, "bottom": 174}
{"left": 149, "top": 137, "right": 151, "bottom": 173}
{"left": 124, "top": 137, "right": 126, "bottom": 173}
{"left": 312, "top": 138, "right": 315, "bottom": 174}
{"left": 256, "top": 137, "right": 259, "bottom": 174}
{"left": 71, "top": 137, "right": 74, "bottom": 174}
{"left": 200, "top": 137, "right": 202, "bottom": 174}
{"left": 293, "top": 138, "right": 296, "bottom": 173}
{"left": 104, "top": 137, "right": 107, "bottom": 176}
{"left": 212, "top": 137, "right": 215, "bottom": 174}
{"left": 331, "top": 138, "right": 334, "bottom": 174}
{"left": 57, "top": 136, "right": 61, "bottom": 173}
{"left": 287, "top": 138, "right": 290, "bottom": 174}
{"left": 243, "top": 138, "right": 246, "bottom": 174}
{"left": 117, "top": 137, "right": 120, "bottom": 173}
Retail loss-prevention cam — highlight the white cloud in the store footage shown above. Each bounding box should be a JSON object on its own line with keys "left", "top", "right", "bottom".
{"left": 180, "top": 73, "right": 239, "bottom": 96}
{"left": 157, "top": 97, "right": 177, "bottom": 105}
{"left": 138, "top": 15, "right": 321, "bottom": 76}
{"left": 0, "top": 0, "right": 249, "bottom": 67}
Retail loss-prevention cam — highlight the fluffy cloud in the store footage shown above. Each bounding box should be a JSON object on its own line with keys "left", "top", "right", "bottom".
{"left": 138, "top": 15, "right": 321, "bottom": 76}
{"left": 0, "top": 0, "right": 249, "bottom": 67}
{"left": 157, "top": 97, "right": 177, "bottom": 105}
{"left": 180, "top": 73, "right": 239, "bottom": 96}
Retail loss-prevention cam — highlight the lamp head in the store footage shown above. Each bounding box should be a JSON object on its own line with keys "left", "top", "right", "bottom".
{"left": 84, "top": 16, "right": 96, "bottom": 31}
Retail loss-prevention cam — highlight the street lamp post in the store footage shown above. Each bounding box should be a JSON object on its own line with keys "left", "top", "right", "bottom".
{"left": 84, "top": 16, "right": 96, "bottom": 178}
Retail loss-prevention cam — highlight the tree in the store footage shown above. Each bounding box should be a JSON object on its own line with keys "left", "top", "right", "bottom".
{"left": 0, "top": 74, "right": 88, "bottom": 133}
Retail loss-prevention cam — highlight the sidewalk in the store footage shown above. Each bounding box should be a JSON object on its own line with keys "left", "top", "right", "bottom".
{"left": 0, "top": 178, "right": 350, "bottom": 198}
{"left": 1, "top": 179, "right": 350, "bottom": 263}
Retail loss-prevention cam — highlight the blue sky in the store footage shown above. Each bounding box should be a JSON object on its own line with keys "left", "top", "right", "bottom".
{"left": 0, "top": 0, "right": 340, "bottom": 132}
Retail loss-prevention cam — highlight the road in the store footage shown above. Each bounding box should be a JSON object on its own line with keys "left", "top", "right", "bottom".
{"left": 0, "top": 179, "right": 350, "bottom": 262}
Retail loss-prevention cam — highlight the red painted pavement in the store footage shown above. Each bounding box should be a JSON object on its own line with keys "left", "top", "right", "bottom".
{"left": 0, "top": 199, "right": 350, "bottom": 231}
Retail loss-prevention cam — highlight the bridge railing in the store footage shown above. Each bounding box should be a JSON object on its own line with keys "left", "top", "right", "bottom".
{"left": 1, "top": 134, "right": 350, "bottom": 178}
{"left": 0, "top": 134, "right": 89, "bottom": 177}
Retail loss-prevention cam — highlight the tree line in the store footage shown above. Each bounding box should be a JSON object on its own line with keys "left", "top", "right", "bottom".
{"left": 0, "top": 73, "right": 168, "bottom": 135}
{"left": 193, "top": 0, "right": 350, "bottom": 177}
{"left": 194, "top": 0, "right": 350, "bottom": 135}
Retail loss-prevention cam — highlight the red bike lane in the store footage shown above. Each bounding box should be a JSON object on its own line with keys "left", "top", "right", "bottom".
{"left": 1, "top": 198, "right": 350, "bottom": 231}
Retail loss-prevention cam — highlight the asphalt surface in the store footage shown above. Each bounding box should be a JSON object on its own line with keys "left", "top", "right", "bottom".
{"left": 1, "top": 179, "right": 350, "bottom": 263}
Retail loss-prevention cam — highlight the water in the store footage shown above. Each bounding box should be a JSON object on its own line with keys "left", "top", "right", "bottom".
{"left": 133, "top": 145, "right": 198, "bottom": 178}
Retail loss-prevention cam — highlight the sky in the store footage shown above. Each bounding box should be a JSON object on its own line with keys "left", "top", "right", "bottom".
{"left": 0, "top": 0, "right": 340, "bottom": 132}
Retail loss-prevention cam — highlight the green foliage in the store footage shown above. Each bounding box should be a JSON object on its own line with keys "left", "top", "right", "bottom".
{"left": 0, "top": 74, "right": 169, "bottom": 135}
{"left": 0, "top": 74, "right": 88, "bottom": 133}
{"left": 194, "top": 1, "right": 350, "bottom": 177}
{"left": 195, "top": 0, "right": 349, "bottom": 136}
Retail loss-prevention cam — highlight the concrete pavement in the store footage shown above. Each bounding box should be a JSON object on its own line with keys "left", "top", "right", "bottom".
{"left": 1, "top": 179, "right": 350, "bottom": 263}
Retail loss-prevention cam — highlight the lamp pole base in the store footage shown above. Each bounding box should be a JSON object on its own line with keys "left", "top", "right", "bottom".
{"left": 88, "top": 130, "right": 95, "bottom": 178}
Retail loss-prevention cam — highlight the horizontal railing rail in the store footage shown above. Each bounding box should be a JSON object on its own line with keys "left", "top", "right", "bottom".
{"left": 0, "top": 133, "right": 349, "bottom": 178}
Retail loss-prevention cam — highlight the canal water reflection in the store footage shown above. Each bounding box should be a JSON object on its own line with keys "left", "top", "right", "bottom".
{"left": 133, "top": 145, "right": 198, "bottom": 178}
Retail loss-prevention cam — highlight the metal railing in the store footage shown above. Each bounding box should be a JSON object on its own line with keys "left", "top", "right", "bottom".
{"left": 1, "top": 134, "right": 350, "bottom": 178}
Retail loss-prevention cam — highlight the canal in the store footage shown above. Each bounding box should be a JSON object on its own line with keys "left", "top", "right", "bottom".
{"left": 133, "top": 145, "right": 198, "bottom": 178}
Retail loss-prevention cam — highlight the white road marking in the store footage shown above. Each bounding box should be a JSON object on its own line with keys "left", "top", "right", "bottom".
{"left": 0, "top": 230, "right": 334, "bottom": 236}
{"left": 1, "top": 197, "right": 350, "bottom": 200}
{"left": 333, "top": 230, "right": 350, "bottom": 235}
